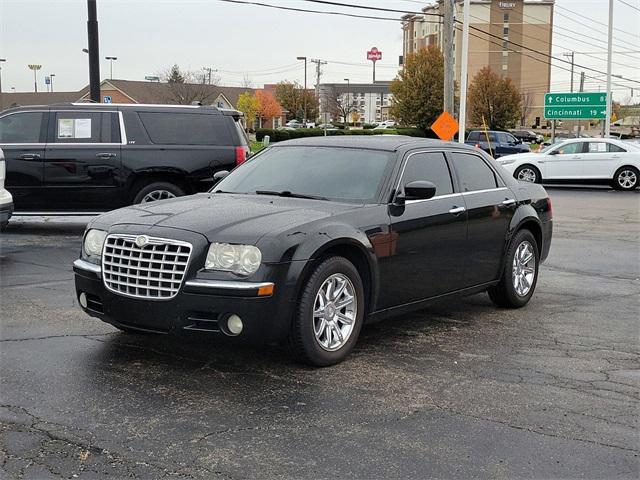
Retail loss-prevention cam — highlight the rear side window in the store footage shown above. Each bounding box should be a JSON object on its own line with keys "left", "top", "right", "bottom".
{"left": 54, "top": 112, "right": 120, "bottom": 143}
{"left": 608, "top": 143, "right": 626, "bottom": 153}
{"left": 450, "top": 152, "right": 498, "bottom": 192}
{"left": 467, "top": 131, "right": 479, "bottom": 141}
{"left": 138, "top": 112, "right": 231, "bottom": 145}
{"left": 0, "top": 112, "right": 44, "bottom": 143}
{"left": 401, "top": 152, "right": 453, "bottom": 196}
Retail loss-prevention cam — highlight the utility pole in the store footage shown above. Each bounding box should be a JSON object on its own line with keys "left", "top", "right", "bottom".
{"left": 202, "top": 66, "right": 217, "bottom": 85}
{"left": 87, "top": 0, "right": 101, "bottom": 102}
{"left": 458, "top": 0, "right": 470, "bottom": 142}
{"left": 0, "top": 59, "right": 5, "bottom": 112}
{"left": 564, "top": 52, "right": 575, "bottom": 93}
{"left": 604, "top": 0, "right": 613, "bottom": 137}
{"left": 297, "top": 56, "right": 307, "bottom": 125}
{"left": 442, "top": 0, "right": 455, "bottom": 115}
{"left": 311, "top": 58, "right": 327, "bottom": 122}
{"left": 577, "top": 71, "right": 585, "bottom": 136}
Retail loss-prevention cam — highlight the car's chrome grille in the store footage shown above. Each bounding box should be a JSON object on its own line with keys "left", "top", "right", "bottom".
{"left": 102, "top": 234, "right": 192, "bottom": 300}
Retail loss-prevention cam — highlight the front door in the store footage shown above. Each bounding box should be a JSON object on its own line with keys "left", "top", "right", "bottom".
{"left": 0, "top": 110, "right": 49, "bottom": 211}
{"left": 448, "top": 151, "right": 516, "bottom": 287}
{"left": 377, "top": 150, "right": 467, "bottom": 310}
{"left": 544, "top": 141, "right": 584, "bottom": 179}
{"left": 42, "top": 110, "right": 122, "bottom": 210}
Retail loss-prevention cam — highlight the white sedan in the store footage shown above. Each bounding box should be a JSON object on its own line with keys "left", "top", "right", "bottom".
{"left": 497, "top": 138, "right": 640, "bottom": 190}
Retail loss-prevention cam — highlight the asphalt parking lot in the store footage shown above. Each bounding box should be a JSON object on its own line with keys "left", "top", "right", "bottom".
{"left": 0, "top": 188, "right": 638, "bottom": 479}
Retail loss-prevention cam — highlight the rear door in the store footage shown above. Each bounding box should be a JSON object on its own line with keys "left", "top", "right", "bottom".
{"left": 42, "top": 110, "right": 123, "bottom": 210}
{"left": 581, "top": 141, "right": 621, "bottom": 179}
{"left": 377, "top": 150, "right": 467, "bottom": 309}
{"left": 0, "top": 110, "right": 48, "bottom": 210}
{"left": 449, "top": 151, "right": 516, "bottom": 287}
{"left": 544, "top": 141, "right": 584, "bottom": 179}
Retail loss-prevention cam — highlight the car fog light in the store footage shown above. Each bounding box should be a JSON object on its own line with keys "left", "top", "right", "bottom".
{"left": 227, "top": 314, "right": 243, "bottom": 335}
{"left": 79, "top": 292, "right": 88, "bottom": 309}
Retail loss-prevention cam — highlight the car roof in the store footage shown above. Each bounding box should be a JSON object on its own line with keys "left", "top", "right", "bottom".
{"left": 273, "top": 135, "right": 480, "bottom": 152}
{"left": 2, "top": 103, "right": 242, "bottom": 117}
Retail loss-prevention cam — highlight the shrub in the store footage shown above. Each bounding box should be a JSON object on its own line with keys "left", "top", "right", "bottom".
{"left": 362, "top": 123, "right": 377, "bottom": 130}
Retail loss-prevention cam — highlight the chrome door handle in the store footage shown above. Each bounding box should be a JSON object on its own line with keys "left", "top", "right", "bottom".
{"left": 502, "top": 198, "right": 516, "bottom": 206}
{"left": 19, "top": 153, "right": 41, "bottom": 160}
{"left": 95, "top": 152, "right": 117, "bottom": 158}
{"left": 448, "top": 206, "right": 466, "bottom": 215}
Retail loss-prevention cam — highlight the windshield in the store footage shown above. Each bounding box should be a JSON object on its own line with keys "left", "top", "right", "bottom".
{"left": 214, "top": 146, "right": 394, "bottom": 203}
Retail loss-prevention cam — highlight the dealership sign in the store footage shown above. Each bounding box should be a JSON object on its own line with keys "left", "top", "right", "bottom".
{"left": 367, "top": 47, "right": 382, "bottom": 62}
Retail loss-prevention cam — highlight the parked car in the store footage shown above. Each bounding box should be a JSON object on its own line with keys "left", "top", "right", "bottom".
{"left": 510, "top": 129, "right": 543, "bottom": 144}
{"left": 317, "top": 124, "right": 338, "bottom": 131}
{"left": 0, "top": 147, "right": 13, "bottom": 230}
{"left": 285, "top": 120, "right": 304, "bottom": 129}
{"left": 0, "top": 103, "right": 248, "bottom": 219}
{"left": 73, "top": 136, "right": 553, "bottom": 366}
{"left": 497, "top": 137, "right": 640, "bottom": 190}
{"left": 543, "top": 132, "right": 592, "bottom": 146}
{"left": 466, "top": 130, "right": 530, "bottom": 158}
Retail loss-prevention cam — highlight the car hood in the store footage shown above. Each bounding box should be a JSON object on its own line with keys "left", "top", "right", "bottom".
{"left": 498, "top": 152, "right": 542, "bottom": 162}
{"left": 93, "top": 192, "right": 360, "bottom": 244}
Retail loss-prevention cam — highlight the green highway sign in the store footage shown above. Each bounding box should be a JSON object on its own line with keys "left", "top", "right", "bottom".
{"left": 544, "top": 106, "right": 606, "bottom": 120}
{"left": 544, "top": 92, "right": 608, "bottom": 119}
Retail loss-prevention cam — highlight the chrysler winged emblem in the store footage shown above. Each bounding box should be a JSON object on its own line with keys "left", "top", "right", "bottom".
{"left": 135, "top": 235, "right": 149, "bottom": 248}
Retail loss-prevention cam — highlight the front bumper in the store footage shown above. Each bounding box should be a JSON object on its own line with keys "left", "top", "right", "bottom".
{"left": 73, "top": 258, "right": 295, "bottom": 343}
{"left": 0, "top": 189, "right": 13, "bottom": 223}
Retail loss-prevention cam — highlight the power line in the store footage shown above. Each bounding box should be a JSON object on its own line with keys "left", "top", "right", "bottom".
{"left": 555, "top": 5, "right": 639, "bottom": 41}
{"left": 617, "top": 0, "right": 640, "bottom": 13}
{"left": 303, "top": 0, "right": 442, "bottom": 16}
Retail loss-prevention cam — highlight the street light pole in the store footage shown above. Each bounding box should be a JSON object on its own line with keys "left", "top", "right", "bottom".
{"left": 105, "top": 56, "right": 117, "bottom": 80}
{"left": 458, "top": 0, "right": 470, "bottom": 142}
{"left": 50, "top": 73, "right": 55, "bottom": 93}
{"left": 297, "top": 56, "right": 307, "bottom": 125}
{"left": 0, "top": 59, "right": 5, "bottom": 112}
{"left": 604, "top": 0, "right": 614, "bottom": 137}
{"left": 27, "top": 64, "right": 42, "bottom": 93}
{"left": 87, "top": 0, "right": 101, "bottom": 102}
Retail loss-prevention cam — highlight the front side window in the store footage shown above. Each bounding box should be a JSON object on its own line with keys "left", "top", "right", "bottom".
{"left": 401, "top": 152, "right": 453, "bottom": 197}
{"left": 54, "top": 112, "right": 120, "bottom": 143}
{"left": 214, "top": 146, "right": 393, "bottom": 204}
{"left": 0, "top": 112, "right": 44, "bottom": 143}
{"left": 450, "top": 152, "right": 498, "bottom": 192}
{"left": 553, "top": 142, "right": 582, "bottom": 155}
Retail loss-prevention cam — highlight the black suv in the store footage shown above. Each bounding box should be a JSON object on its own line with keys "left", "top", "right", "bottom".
{"left": 0, "top": 103, "right": 248, "bottom": 214}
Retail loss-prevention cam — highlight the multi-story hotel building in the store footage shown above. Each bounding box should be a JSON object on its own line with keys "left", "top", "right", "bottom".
{"left": 402, "top": 0, "right": 554, "bottom": 127}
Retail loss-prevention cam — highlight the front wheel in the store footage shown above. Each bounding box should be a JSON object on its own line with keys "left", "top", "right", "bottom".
{"left": 612, "top": 166, "right": 639, "bottom": 191}
{"left": 514, "top": 165, "right": 541, "bottom": 184}
{"left": 289, "top": 256, "right": 365, "bottom": 367}
{"left": 488, "top": 229, "right": 539, "bottom": 308}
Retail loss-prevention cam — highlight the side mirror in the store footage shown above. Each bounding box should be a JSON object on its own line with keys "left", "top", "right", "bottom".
{"left": 213, "top": 170, "right": 229, "bottom": 183}
{"left": 548, "top": 149, "right": 559, "bottom": 155}
{"left": 397, "top": 181, "right": 437, "bottom": 202}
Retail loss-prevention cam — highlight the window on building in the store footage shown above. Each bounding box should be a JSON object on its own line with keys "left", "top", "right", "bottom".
{"left": 503, "top": 26, "right": 509, "bottom": 35}
{"left": 502, "top": 64, "right": 508, "bottom": 71}
{"left": 503, "top": 40, "right": 508, "bottom": 50}
{"left": 504, "top": 13, "right": 509, "bottom": 22}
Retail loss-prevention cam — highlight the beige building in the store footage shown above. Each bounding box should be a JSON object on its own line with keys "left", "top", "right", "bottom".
{"left": 402, "top": 0, "right": 554, "bottom": 127}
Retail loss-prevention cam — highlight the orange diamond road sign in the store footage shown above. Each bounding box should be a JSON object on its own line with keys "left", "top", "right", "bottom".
{"left": 431, "top": 111, "right": 459, "bottom": 141}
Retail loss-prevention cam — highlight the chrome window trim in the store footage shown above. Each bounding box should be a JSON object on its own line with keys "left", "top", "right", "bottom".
{"left": 404, "top": 192, "right": 462, "bottom": 205}
{"left": 462, "top": 187, "right": 509, "bottom": 195}
{"left": 184, "top": 279, "right": 274, "bottom": 291}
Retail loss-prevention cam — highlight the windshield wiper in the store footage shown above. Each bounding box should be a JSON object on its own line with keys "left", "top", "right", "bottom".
{"left": 255, "top": 190, "right": 329, "bottom": 201}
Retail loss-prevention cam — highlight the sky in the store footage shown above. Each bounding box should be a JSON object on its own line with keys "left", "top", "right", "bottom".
{"left": 1, "top": 0, "right": 639, "bottom": 101}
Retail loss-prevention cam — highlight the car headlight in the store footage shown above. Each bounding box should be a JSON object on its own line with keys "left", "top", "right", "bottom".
{"left": 83, "top": 229, "right": 107, "bottom": 260}
{"left": 205, "top": 243, "right": 262, "bottom": 276}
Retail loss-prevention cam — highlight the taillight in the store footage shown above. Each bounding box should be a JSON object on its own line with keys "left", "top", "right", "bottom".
{"left": 235, "top": 146, "right": 248, "bottom": 166}
{"left": 475, "top": 143, "right": 481, "bottom": 148}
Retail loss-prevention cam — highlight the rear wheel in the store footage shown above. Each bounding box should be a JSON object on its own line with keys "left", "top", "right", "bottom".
{"left": 612, "top": 166, "right": 639, "bottom": 191}
{"left": 132, "top": 181, "right": 185, "bottom": 204}
{"left": 289, "top": 256, "right": 365, "bottom": 367}
{"left": 514, "top": 165, "right": 541, "bottom": 184}
{"left": 488, "top": 229, "right": 539, "bottom": 308}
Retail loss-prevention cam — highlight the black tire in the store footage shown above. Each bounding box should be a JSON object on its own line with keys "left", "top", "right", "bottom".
{"left": 514, "top": 165, "right": 541, "bottom": 184}
{"left": 289, "top": 256, "right": 365, "bottom": 367}
{"left": 612, "top": 166, "right": 639, "bottom": 191}
{"left": 132, "top": 181, "right": 185, "bottom": 204}
{"left": 488, "top": 229, "right": 539, "bottom": 308}
{"left": 0, "top": 221, "right": 8, "bottom": 232}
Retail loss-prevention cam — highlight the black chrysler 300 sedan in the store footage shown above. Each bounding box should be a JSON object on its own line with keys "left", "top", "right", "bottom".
{"left": 74, "top": 136, "right": 552, "bottom": 366}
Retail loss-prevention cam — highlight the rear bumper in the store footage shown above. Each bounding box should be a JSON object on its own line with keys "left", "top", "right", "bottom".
{"left": 73, "top": 258, "right": 295, "bottom": 343}
{"left": 540, "top": 220, "right": 553, "bottom": 263}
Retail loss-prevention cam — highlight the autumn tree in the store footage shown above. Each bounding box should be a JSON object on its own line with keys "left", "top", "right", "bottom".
{"left": 275, "top": 81, "right": 318, "bottom": 121}
{"left": 324, "top": 86, "right": 356, "bottom": 124}
{"left": 255, "top": 90, "right": 281, "bottom": 128}
{"left": 519, "top": 90, "right": 534, "bottom": 127}
{"left": 468, "top": 67, "right": 521, "bottom": 129}
{"left": 159, "top": 64, "right": 219, "bottom": 105}
{"left": 237, "top": 91, "right": 259, "bottom": 129}
{"left": 390, "top": 46, "right": 444, "bottom": 130}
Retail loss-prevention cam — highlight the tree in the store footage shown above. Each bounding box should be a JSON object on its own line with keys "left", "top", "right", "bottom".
{"left": 390, "top": 46, "right": 444, "bottom": 130}
{"left": 468, "top": 67, "right": 521, "bottom": 129}
{"left": 275, "top": 81, "right": 318, "bottom": 122}
{"left": 255, "top": 90, "right": 281, "bottom": 128}
{"left": 325, "top": 86, "right": 356, "bottom": 123}
{"left": 237, "top": 91, "right": 259, "bottom": 128}
{"left": 159, "top": 64, "right": 219, "bottom": 105}
{"left": 519, "top": 90, "right": 534, "bottom": 127}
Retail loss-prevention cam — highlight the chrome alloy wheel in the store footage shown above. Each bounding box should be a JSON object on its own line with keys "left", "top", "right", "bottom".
{"left": 141, "top": 190, "right": 176, "bottom": 203}
{"left": 313, "top": 273, "right": 357, "bottom": 351}
{"left": 517, "top": 167, "right": 537, "bottom": 183}
{"left": 512, "top": 241, "right": 536, "bottom": 297}
{"left": 617, "top": 169, "right": 637, "bottom": 189}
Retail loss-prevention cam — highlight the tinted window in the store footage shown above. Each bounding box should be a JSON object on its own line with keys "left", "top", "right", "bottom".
{"left": 0, "top": 112, "right": 44, "bottom": 143}
{"left": 467, "top": 131, "right": 479, "bottom": 141}
{"left": 139, "top": 112, "right": 231, "bottom": 145}
{"left": 54, "top": 112, "right": 120, "bottom": 143}
{"left": 450, "top": 152, "right": 498, "bottom": 192}
{"left": 401, "top": 152, "right": 453, "bottom": 196}
{"left": 554, "top": 142, "right": 582, "bottom": 155}
{"left": 608, "top": 143, "right": 626, "bottom": 153}
{"left": 215, "top": 146, "right": 393, "bottom": 203}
